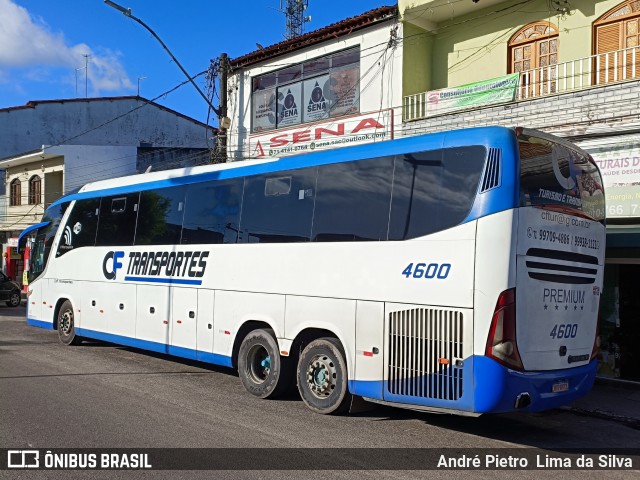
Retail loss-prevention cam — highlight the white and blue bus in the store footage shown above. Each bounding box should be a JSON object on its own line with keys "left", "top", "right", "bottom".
{"left": 21, "top": 126, "right": 605, "bottom": 416}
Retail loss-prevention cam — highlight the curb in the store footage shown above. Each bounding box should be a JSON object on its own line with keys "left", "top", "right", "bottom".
{"left": 564, "top": 406, "right": 640, "bottom": 430}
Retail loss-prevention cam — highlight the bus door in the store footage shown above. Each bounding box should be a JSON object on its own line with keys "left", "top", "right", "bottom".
{"left": 18, "top": 221, "right": 50, "bottom": 321}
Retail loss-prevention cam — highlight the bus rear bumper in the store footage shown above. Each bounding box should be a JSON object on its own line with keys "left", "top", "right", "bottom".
{"left": 473, "top": 356, "right": 597, "bottom": 414}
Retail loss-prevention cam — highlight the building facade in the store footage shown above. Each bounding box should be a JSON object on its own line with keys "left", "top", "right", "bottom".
{"left": 0, "top": 96, "right": 215, "bottom": 284}
{"left": 226, "top": 6, "right": 402, "bottom": 162}
{"left": 400, "top": 0, "right": 640, "bottom": 382}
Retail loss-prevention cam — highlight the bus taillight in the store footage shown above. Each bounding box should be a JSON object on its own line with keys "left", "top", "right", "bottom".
{"left": 485, "top": 288, "right": 524, "bottom": 371}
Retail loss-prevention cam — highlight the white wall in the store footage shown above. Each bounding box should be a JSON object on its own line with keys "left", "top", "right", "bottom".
{"left": 227, "top": 19, "right": 404, "bottom": 161}
{"left": 0, "top": 98, "right": 212, "bottom": 160}
{"left": 47, "top": 145, "right": 138, "bottom": 194}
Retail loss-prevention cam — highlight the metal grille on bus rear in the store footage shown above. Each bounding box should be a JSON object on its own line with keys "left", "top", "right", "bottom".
{"left": 480, "top": 148, "right": 501, "bottom": 192}
{"left": 388, "top": 308, "right": 464, "bottom": 400}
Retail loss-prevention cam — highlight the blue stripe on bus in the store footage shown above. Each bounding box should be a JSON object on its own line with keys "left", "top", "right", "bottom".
{"left": 472, "top": 355, "right": 597, "bottom": 413}
{"left": 75, "top": 327, "right": 233, "bottom": 368}
{"left": 27, "top": 318, "right": 54, "bottom": 329}
{"left": 18, "top": 221, "right": 51, "bottom": 244}
{"left": 349, "top": 355, "right": 596, "bottom": 414}
{"left": 49, "top": 126, "right": 520, "bottom": 224}
{"left": 123, "top": 276, "right": 203, "bottom": 286}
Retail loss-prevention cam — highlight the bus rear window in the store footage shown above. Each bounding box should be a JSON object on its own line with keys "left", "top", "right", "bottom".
{"left": 519, "top": 133, "right": 605, "bottom": 222}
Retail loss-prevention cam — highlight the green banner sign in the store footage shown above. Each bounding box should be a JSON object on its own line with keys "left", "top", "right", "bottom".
{"left": 426, "top": 73, "right": 519, "bottom": 116}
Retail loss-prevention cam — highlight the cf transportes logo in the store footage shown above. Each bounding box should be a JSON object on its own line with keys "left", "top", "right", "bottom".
{"left": 103, "top": 251, "right": 125, "bottom": 280}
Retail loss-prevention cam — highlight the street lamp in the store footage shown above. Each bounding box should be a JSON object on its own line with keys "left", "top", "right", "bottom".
{"left": 103, "top": 0, "right": 220, "bottom": 116}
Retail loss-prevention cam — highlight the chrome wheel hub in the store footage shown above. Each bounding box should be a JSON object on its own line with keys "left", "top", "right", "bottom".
{"left": 306, "top": 354, "right": 337, "bottom": 398}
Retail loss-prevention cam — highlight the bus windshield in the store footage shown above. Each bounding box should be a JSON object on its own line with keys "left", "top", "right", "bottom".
{"left": 29, "top": 202, "right": 68, "bottom": 282}
{"left": 518, "top": 131, "right": 605, "bottom": 222}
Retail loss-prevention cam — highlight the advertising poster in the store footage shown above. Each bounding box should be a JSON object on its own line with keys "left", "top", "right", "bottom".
{"left": 579, "top": 135, "right": 640, "bottom": 218}
{"left": 303, "top": 75, "right": 330, "bottom": 123}
{"left": 328, "top": 66, "right": 360, "bottom": 117}
{"left": 251, "top": 87, "right": 277, "bottom": 132}
{"left": 276, "top": 82, "right": 302, "bottom": 128}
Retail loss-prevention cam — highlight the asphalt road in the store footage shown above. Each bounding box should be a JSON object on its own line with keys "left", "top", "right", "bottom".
{"left": 1, "top": 306, "right": 638, "bottom": 479}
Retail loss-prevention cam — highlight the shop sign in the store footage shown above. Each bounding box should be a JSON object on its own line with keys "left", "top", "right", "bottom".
{"left": 579, "top": 136, "right": 640, "bottom": 218}
{"left": 249, "top": 110, "right": 393, "bottom": 159}
{"left": 251, "top": 87, "right": 277, "bottom": 132}
{"left": 302, "top": 75, "right": 330, "bottom": 123}
{"left": 426, "top": 73, "right": 519, "bottom": 116}
{"left": 7, "top": 238, "right": 18, "bottom": 248}
{"left": 276, "top": 82, "right": 302, "bottom": 128}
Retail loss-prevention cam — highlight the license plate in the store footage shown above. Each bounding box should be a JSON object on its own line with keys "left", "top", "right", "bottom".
{"left": 552, "top": 382, "right": 569, "bottom": 393}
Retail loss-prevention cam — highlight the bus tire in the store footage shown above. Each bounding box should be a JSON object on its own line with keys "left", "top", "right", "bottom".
{"left": 57, "top": 300, "right": 81, "bottom": 346}
{"left": 238, "top": 328, "right": 291, "bottom": 399}
{"left": 297, "top": 337, "right": 351, "bottom": 415}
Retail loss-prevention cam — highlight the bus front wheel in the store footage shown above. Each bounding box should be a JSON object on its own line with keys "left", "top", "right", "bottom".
{"left": 297, "top": 337, "right": 351, "bottom": 415}
{"left": 238, "top": 328, "right": 291, "bottom": 399}
{"left": 57, "top": 300, "right": 81, "bottom": 346}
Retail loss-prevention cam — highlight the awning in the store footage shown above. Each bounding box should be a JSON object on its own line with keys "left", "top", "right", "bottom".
{"left": 17, "top": 221, "right": 50, "bottom": 246}
{"left": 606, "top": 225, "right": 640, "bottom": 249}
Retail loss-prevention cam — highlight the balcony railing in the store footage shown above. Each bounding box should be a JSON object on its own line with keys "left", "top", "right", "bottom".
{"left": 403, "top": 45, "right": 640, "bottom": 122}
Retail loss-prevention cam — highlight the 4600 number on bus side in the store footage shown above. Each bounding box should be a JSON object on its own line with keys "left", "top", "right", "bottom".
{"left": 402, "top": 263, "right": 451, "bottom": 279}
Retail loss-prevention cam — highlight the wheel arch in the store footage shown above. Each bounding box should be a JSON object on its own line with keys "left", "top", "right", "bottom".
{"left": 52, "top": 297, "right": 71, "bottom": 329}
{"left": 289, "top": 327, "right": 348, "bottom": 371}
{"left": 231, "top": 320, "right": 276, "bottom": 369}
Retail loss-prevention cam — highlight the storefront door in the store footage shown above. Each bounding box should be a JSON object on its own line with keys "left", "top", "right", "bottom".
{"left": 599, "top": 263, "right": 640, "bottom": 381}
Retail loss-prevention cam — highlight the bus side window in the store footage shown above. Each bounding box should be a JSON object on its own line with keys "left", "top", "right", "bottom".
{"left": 56, "top": 198, "right": 100, "bottom": 256}
{"left": 135, "top": 186, "right": 187, "bottom": 246}
{"left": 95, "top": 193, "right": 140, "bottom": 247}
{"left": 388, "top": 146, "right": 486, "bottom": 240}
{"left": 239, "top": 168, "right": 316, "bottom": 243}
{"left": 312, "top": 156, "right": 393, "bottom": 242}
{"left": 182, "top": 179, "right": 243, "bottom": 245}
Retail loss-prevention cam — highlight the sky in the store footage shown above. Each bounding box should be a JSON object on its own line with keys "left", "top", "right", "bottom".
{"left": 0, "top": 0, "right": 390, "bottom": 126}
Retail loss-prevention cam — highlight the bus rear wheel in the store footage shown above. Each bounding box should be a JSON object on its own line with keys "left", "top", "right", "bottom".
{"left": 297, "top": 337, "right": 351, "bottom": 415}
{"left": 238, "top": 328, "right": 291, "bottom": 399}
{"left": 57, "top": 300, "right": 81, "bottom": 346}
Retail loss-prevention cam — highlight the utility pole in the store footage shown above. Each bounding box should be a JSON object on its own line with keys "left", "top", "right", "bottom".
{"left": 217, "top": 53, "right": 229, "bottom": 162}
{"left": 137, "top": 76, "right": 146, "bottom": 96}
{"left": 83, "top": 54, "right": 90, "bottom": 97}
{"left": 75, "top": 68, "right": 83, "bottom": 97}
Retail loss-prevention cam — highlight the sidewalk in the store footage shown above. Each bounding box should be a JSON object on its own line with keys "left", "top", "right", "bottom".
{"left": 567, "top": 378, "right": 640, "bottom": 427}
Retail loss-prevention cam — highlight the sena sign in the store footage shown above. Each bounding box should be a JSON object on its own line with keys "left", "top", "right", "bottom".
{"left": 249, "top": 110, "right": 393, "bottom": 159}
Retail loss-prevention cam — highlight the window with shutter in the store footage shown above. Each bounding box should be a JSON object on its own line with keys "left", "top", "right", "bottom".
{"left": 594, "top": 1, "right": 640, "bottom": 83}
{"left": 10, "top": 179, "right": 21, "bottom": 207}
{"left": 508, "top": 22, "right": 559, "bottom": 97}
{"left": 28, "top": 175, "right": 41, "bottom": 205}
